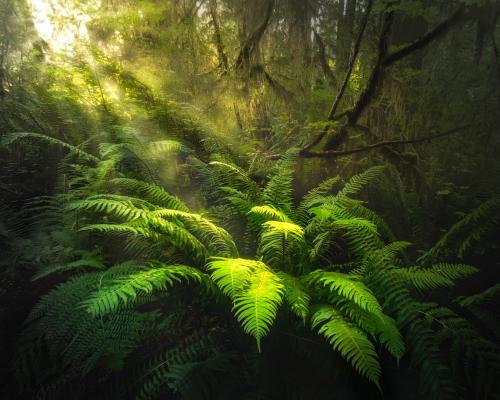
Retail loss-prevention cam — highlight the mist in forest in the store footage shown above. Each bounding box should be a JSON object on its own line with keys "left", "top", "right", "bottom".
{"left": 1, "top": 0, "right": 499, "bottom": 399}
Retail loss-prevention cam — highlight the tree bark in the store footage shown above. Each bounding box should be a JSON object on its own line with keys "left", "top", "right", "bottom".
{"left": 235, "top": 0, "right": 274, "bottom": 70}
{"left": 314, "top": 29, "right": 337, "bottom": 86}
{"left": 208, "top": 0, "right": 229, "bottom": 73}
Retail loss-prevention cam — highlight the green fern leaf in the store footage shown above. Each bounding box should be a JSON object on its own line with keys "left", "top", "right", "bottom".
{"left": 262, "top": 149, "right": 299, "bottom": 214}
{"left": 456, "top": 282, "right": 500, "bottom": 307}
{"left": 1, "top": 132, "right": 99, "bottom": 163}
{"left": 277, "top": 271, "right": 311, "bottom": 321}
{"left": 111, "top": 178, "right": 190, "bottom": 211}
{"left": 207, "top": 257, "right": 256, "bottom": 297}
{"left": 258, "top": 220, "right": 306, "bottom": 271}
{"left": 83, "top": 263, "right": 202, "bottom": 316}
{"left": 307, "top": 271, "right": 382, "bottom": 315}
{"left": 395, "top": 264, "right": 478, "bottom": 291}
{"left": 233, "top": 269, "right": 284, "bottom": 351}
{"left": 337, "top": 166, "right": 385, "bottom": 199}
{"left": 311, "top": 305, "right": 381, "bottom": 387}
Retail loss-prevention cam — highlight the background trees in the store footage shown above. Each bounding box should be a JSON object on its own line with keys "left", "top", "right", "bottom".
{"left": 0, "top": 0, "right": 499, "bottom": 399}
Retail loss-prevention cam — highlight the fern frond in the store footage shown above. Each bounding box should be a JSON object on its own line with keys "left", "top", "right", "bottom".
{"left": 422, "top": 196, "right": 500, "bottom": 261}
{"left": 311, "top": 305, "right": 381, "bottom": 387}
{"left": 277, "top": 271, "right": 311, "bottom": 321}
{"left": 258, "top": 220, "right": 307, "bottom": 271}
{"left": 308, "top": 203, "right": 383, "bottom": 261}
{"left": 148, "top": 139, "right": 186, "bottom": 154}
{"left": 208, "top": 257, "right": 284, "bottom": 350}
{"left": 336, "top": 196, "right": 396, "bottom": 243}
{"left": 111, "top": 178, "right": 190, "bottom": 211}
{"left": 207, "top": 257, "right": 256, "bottom": 297}
{"left": 307, "top": 271, "right": 382, "bottom": 315}
{"left": 332, "top": 298, "right": 405, "bottom": 361}
{"left": 295, "top": 176, "right": 342, "bottom": 223}
{"left": 248, "top": 205, "right": 291, "bottom": 223}
{"left": 1, "top": 132, "right": 99, "bottom": 163}
{"left": 233, "top": 269, "right": 284, "bottom": 351}
{"left": 262, "top": 149, "right": 299, "bottom": 214}
{"left": 221, "top": 187, "right": 257, "bottom": 216}
{"left": 67, "top": 197, "right": 149, "bottom": 220}
{"left": 337, "top": 166, "right": 385, "bottom": 199}
{"left": 32, "top": 257, "right": 105, "bottom": 281}
{"left": 152, "top": 209, "right": 238, "bottom": 257}
{"left": 456, "top": 282, "right": 500, "bottom": 307}
{"left": 395, "top": 264, "right": 478, "bottom": 291}
{"left": 209, "top": 161, "right": 260, "bottom": 195}
{"left": 83, "top": 262, "right": 203, "bottom": 316}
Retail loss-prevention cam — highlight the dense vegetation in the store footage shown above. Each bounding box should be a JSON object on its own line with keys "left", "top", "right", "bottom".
{"left": 1, "top": 0, "right": 499, "bottom": 399}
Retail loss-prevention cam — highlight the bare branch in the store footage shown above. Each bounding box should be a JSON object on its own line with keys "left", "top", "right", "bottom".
{"left": 347, "top": 10, "right": 394, "bottom": 126}
{"left": 383, "top": 9, "right": 463, "bottom": 67}
{"left": 235, "top": 0, "right": 275, "bottom": 70}
{"left": 303, "top": 0, "right": 373, "bottom": 151}
{"left": 267, "top": 125, "right": 469, "bottom": 160}
{"left": 313, "top": 29, "right": 337, "bottom": 87}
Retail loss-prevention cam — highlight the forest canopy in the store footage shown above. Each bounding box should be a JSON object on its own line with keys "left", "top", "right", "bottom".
{"left": 0, "top": 0, "right": 499, "bottom": 399}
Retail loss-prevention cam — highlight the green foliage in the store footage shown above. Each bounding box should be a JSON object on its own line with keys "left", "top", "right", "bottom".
{"left": 4, "top": 127, "right": 497, "bottom": 399}
{"left": 395, "top": 263, "right": 478, "bottom": 291}
{"left": 1, "top": 132, "right": 100, "bottom": 163}
{"left": 307, "top": 271, "right": 382, "bottom": 314}
{"left": 456, "top": 282, "right": 500, "bottom": 307}
{"left": 83, "top": 262, "right": 204, "bottom": 316}
{"left": 277, "top": 271, "right": 310, "bottom": 321}
{"left": 233, "top": 269, "right": 284, "bottom": 352}
{"left": 262, "top": 149, "right": 299, "bottom": 214}
{"left": 2, "top": 2, "right": 497, "bottom": 398}
{"left": 311, "top": 306, "right": 382, "bottom": 388}
{"left": 208, "top": 257, "right": 284, "bottom": 351}
{"left": 111, "top": 177, "right": 190, "bottom": 211}
{"left": 422, "top": 196, "right": 500, "bottom": 261}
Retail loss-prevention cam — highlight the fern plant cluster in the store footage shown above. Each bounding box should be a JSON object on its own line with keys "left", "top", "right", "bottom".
{"left": 1, "top": 134, "right": 499, "bottom": 400}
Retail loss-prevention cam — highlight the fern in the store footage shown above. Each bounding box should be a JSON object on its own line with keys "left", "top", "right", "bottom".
{"left": 1, "top": 132, "right": 99, "bottom": 163}
{"left": 336, "top": 166, "right": 385, "bottom": 199}
{"left": 207, "top": 257, "right": 256, "bottom": 297}
{"left": 208, "top": 257, "right": 284, "bottom": 351}
{"left": 395, "top": 263, "right": 478, "bottom": 291}
{"left": 258, "top": 220, "right": 306, "bottom": 271}
{"left": 233, "top": 268, "right": 284, "bottom": 351}
{"left": 421, "top": 303, "right": 500, "bottom": 399}
{"left": 332, "top": 298, "right": 405, "bottom": 361}
{"left": 295, "top": 176, "right": 342, "bottom": 223}
{"left": 17, "top": 273, "right": 151, "bottom": 396}
{"left": 262, "top": 149, "right": 298, "bottom": 214}
{"left": 306, "top": 271, "right": 382, "bottom": 315}
{"left": 32, "top": 256, "right": 105, "bottom": 281}
{"left": 111, "top": 177, "right": 190, "bottom": 211}
{"left": 82, "top": 262, "right": 204, "bottom": 316}
{"left": 277, "top": 271, "right": 311, "bottom": 321}
{"left": 152, "top": 209, "right": 238, "bottom": 257}
{"left": 148, "top": 139, "right": 187, "bottom": 154}
{"left": 311, "top": 305, "right": 382, "bottom": 388}
{"left": 208, "top": 161, "right": 260, "bottom": 196}
{"left": 136, "top": 330, "right": 221, "bottom": 400}
{"left": 248, "top": 205, "right": 291, "bottom": 223}
{"left": 456, "top": 282, "right": 500, "bottom": 307}
{"left": 422, "top": 196, "right": 500, "bottom": 261}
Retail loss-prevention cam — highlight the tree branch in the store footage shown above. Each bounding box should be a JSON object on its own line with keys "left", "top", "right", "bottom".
{"left": 209, "top": 0, "right": 229, "bottom": 73}
{"left": 347, "top": 10, "right": 394, "bottom": 126}
{"left": 267, "top": 125, "right": 469, "bottom": 160}
{"left": 303, "top": 0, "right": 373, "bottom": 151}
{"left": 272, "top": 6, "right": 466, "bottom": 161}
{"left": 235, "top": 0, "right": 274, "bottom": 70}
{"left": 313, "top": 28, "right": 337, "bottom": 87}
{"left": 383, "top": 9, "right": 463, "bottom": 67}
